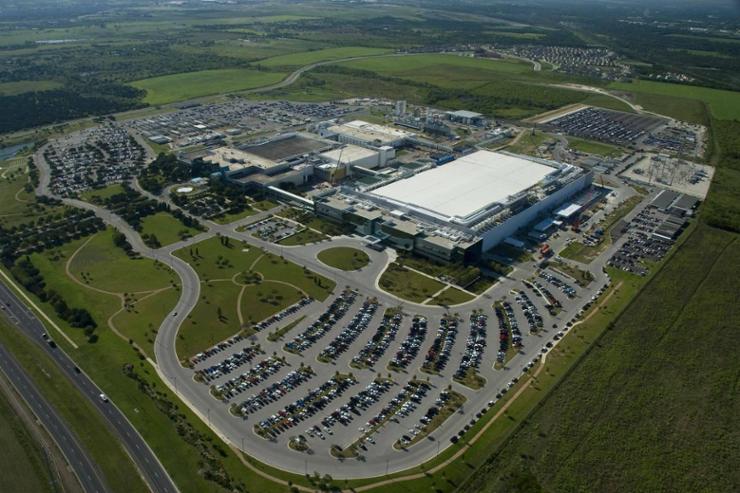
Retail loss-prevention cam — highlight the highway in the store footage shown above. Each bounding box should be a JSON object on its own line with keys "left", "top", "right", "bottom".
{"left": 0, "top": 341, "right": 108, "bottom": 493}
{"left": 0, "top": 281, "right": 179, "bottom": 493}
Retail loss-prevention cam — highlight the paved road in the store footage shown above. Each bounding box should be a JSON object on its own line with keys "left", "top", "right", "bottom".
{"left": 0, "top": 282, "right": 179, "bottom": 493}
{"left": 0, "top": 340, "right": 108, "bottom": 493}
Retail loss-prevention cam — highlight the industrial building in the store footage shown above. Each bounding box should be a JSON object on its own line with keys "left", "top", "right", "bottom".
{"left": 315, "top": 150, "right": 592, "bottom": 261}
{"left": 319, "top": 120, "right": 411, "bottom": 148}
{"left": 205, "top": 132, "right": 335, "bottom": 188}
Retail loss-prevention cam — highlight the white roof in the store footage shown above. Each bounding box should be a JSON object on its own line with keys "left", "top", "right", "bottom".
{"left": 448, "top": 110, "right": 483, "bottom": 118}
{"left": 555, "top": 203, "right": 581, "bottom": 218}
{"left": 328, "top": 120, "right": 409, "bottom": 145}
{"left": 320, "top": 144, "right": 377, "bottom": 164}
{"left": 370, "top": 150, "right": 555, "bottom": 220}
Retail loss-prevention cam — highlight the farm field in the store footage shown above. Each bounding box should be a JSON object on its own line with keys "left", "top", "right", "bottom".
{"left": 131, "top": 69, "right": 286, "bottom": 105}
{"left": 258, "top": 46, "right": 391, "bottom": 67}
{"left": 610, "top": 79, "right": 740, "bottom": 120}
{"left": 0, "top": 80, "right": 62, "bottom": 96}
{"left": 459, "top": 224, "right": 739, "bottom": 493}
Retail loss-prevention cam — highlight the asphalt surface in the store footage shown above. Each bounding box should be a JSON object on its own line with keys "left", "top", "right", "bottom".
{"left": 0, "top": 340, "right": 108, "bottom": 493}
{"left": 0, "top": 282, "right": 178, "bottom": 493}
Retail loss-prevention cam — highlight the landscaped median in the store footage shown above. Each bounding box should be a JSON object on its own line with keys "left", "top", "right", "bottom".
{"left": 317, "top": 246, "right": 370, "bottom": 271}
{"left": 378, "top": 262, "right": 446, "bottom": 303}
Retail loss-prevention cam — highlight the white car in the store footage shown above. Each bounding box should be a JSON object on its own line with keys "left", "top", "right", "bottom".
{"left": 99, "top": 393, "right": 109, "bottom": 403}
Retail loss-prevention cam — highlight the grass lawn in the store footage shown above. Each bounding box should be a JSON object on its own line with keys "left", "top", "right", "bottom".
{"left": 566, "top": 136, "right": 624, "bottom": 157}
{"left": 68, "top": 229, "right": 177, "bottom": 293}
{"left": 505, "top": 130, "right": 555, "bottom": 156}
{"left": 26, "top": 232, "right": 179, "bottom": 359}
{"left": 211, "top": 207, "right": 257, "bottom": 225}
{"left": 0, "top": 381, "right": 56, "bottom": 493}
{"left": 174, "top": 238, "right": 333, "bottom": 358}
{"left": 179, "top": 281, "right": 242, "bottom": 360}
{"left": 379, "top": 262, "right": 446, "bottom": 303}
{"left": 317, "top": 246, "right": 370, "bottom": 271}
{"left": 113, "top": 286, "right": 180, "bottom": 356}
{"left": 131, "top": 69, "right": 286, "bottom": 105}
{"left": 252, "top": 252, "right": 335, "bottom": 300}
{"left": 277, "top": 228, "right": 328, "bottom": 245}
{"left": 428, "top": 286, "right": 475, "bottom": 306}
{"left": 547, "top": 260, "right": 594, "bottom": 287}
{"left": 174, "top": 236, "right": 263, "bottom": 281}
{"left": 460, "top": 224, "right": 738, "bottom": 493}
{"left": 610, "top": 79, "right": 740, "bottom": 120}
{"left": 252, "top": 199, "right": 279, "bottom": 211}
{"left": 0, "top": 174, "right": 64, "bottom": 228}
{"left": 79, "top": 183, "right": 126, "bottom": 203}
{"left": 139, "top": 211, "right": 199, "bottom": 246}
{"left": 258, "top": 46, "right": 390, "bottom": 67}
{"left": 239, "top": 281, "right": 304, "bottom": 327}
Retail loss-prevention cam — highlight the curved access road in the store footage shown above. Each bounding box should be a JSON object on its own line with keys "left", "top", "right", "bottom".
{"left": 31, "top": 148, "right": 180, "bottom": 493}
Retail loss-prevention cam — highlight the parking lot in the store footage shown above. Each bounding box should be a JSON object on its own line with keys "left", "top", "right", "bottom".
{"left": 245, "top": 216, "right": 304, "bottom": 243}
{"left": 166, "top": 224, "right": 622, "bottom": 476}
{"left": 549, "top": 107, "right": 664, "bottom": 147}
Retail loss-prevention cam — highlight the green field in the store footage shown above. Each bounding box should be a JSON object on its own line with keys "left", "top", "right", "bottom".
{"left": 317, "top": 247, "right": 370, "bottom": 271}
{"left": 506, "top": 130, "right": 555, "bottom": 156}
{"left": 80, "top": 183, "right": 127, "bottom": 203}
{"left": 341, "top": 54, "right": 533, "bottom": 89}
{"left": 68, "top": 229, "right": 176, "bottom": 293}
{"left": 174, "top": 237, "right": 333, "bottom": 358}
{"left": 428, "top": 286, "right": 475, "bottom": 306}
{"left": 277, "top": 228, "right": 328, "bottom": 245}
{"left": 566, "top": 136, "right": 624, "bottom": 157}
{"left": 25, "top": 230, "right": 179, "bottom": 357}
{"left": 378, "top": 262, "right": 446, "bottom": 303}
{"left": 0, "top": 174, "right": 64, "bottom": 228}
{"left": 0, "top": 380, "right": 56, "bottom": 493}
{"left": 131, "top": 69, "right": 286, "bottom": 105}
{"left": 461, "top": 224, "right": 739, "bottom": 493}
{"left": 258, "top": 46, "right": 390, "bottom": 67}
{"left": 139, "top": 211, "right": 199, "bottom": 246}
{"left": 0, "top": 80, "right": 62, "bottom": 96}
{"left": 610, "top": 79, "right": 740, "bottom": 120}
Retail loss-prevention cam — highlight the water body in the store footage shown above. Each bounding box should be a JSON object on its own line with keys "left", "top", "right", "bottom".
{"left": 0, "top": 142, "right": 31, "bottom": 161}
